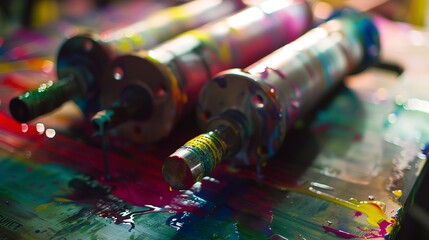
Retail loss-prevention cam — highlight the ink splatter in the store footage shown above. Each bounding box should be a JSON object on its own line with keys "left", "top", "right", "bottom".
{"left": 35, "top": 176, "right": 173, "bottom": 232}
{"left": 322, "top": 225, "right": 360, "bottom": 239}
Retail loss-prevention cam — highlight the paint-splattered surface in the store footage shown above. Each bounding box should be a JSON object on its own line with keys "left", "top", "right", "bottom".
{"left": 1, "top": 17, "right": 429, "bottom": 239}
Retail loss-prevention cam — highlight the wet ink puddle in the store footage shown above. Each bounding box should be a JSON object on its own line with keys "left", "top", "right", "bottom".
{"left": 52, "top": 176, "right": 175, "bottom": 232}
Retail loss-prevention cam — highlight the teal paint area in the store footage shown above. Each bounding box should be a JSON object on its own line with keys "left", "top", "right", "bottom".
{"left": 0, "top": 155, "right": 178, "bottom": 239}
{"left": 0, "top": 158, "right": 76, "bottom": 206}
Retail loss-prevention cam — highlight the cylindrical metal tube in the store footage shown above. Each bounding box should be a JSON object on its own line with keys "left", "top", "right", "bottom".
{"left": 98, "top": 0, "right": 313, "bottom": 144}
{"left": 0, "top": 0, "right": 170, "bottom": 61}
{"left": 163, "top": 9, "right": 380, "bottom": 189}
{"left": 9, "top": 0, "right": 245, "bottom": 123}
{"left": 99, "top": 0, "right": 247, "bottom": 53}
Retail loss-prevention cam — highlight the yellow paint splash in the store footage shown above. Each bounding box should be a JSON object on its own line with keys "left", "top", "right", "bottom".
{"left": 188, "top": 29, "right": 233, "bottom": 65}
{"left": 130, "top": 34, "right": 144, "bottom": 48}
{"left": 392, "top": 190, "right": 402, "bottom": 198}
{"left": 164, "top": 5, "right": 189, "bottom": 21}
{"left": 34, "top": 197, "right": 74, "bottom": 212}
{"left": 118, "top": 39, "right": 133, "bottom": 52}
{"left": 306, "top": 187, "right": 387, "bottom": 227}
{"left": 34, "top": 203, "right": 50, "bottom": 212}
{"left": 269, "top": 182, "right": 397, "bottom": 235}
{"left": 53, "top": 197, "right": 73, "bottom": 203}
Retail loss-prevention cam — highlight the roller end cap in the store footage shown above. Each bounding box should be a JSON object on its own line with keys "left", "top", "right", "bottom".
{"left": 91, "top": 110, "right": 113, "bottom": 133}
{"left": 162, "top": 155, "right": 195, "bottom": 190}
{"left": 9, "top": 97, "right": 32, "bottom": 123}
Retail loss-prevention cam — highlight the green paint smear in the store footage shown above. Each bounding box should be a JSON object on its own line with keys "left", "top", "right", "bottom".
{"left": 0, "top": 157, "right": 78, "bottom": 205}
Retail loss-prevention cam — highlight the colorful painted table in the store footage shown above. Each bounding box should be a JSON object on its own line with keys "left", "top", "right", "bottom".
{"left": 0, "top": 17, "right": 428, "bottom": 239}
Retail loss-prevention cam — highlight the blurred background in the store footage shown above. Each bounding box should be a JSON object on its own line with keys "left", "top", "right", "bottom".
{"left": 1, "top": 0, "right": 428, "bottom": 239}
{"left": 1, "top": 0, "right": 428, "bottom": 34}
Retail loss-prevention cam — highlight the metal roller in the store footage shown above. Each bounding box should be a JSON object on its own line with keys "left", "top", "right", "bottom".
{"left": 9, "top": 0, "right": 246, "bottom": 123}
{"left": 163, "top": 9, "right": 380, "bottom": 190}
{"left": 93, "top": 0, "right": 313, "bottom": 144}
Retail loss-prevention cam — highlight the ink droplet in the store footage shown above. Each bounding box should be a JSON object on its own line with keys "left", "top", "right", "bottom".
{"left": 392, "top": 190, "right": 402, "bottom": 198}
{"left": 354, "top": 211, "right": 362, "bottom": 217}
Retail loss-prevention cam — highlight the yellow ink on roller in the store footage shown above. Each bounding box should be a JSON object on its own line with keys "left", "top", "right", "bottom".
{"left": 184, "top": 132, "right": 224, "bottom": 173}
{"left": 189, "top": 29, "right": 233, "bottom": 65}
{"left": 165, "top": 6, "right": 189, "bottom": 21}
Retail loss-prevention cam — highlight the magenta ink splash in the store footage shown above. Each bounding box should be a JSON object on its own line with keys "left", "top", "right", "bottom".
{"left": 43, "top": 177, "right": 173, "bottom": 232}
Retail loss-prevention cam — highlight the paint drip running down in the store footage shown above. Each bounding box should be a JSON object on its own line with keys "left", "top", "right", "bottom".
{"left": 91, "top": 118, "right": 111, "bottom": 181}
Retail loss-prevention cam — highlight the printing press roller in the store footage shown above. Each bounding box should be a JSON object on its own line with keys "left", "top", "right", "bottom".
{"left": 94, "top": 0, "right": 313, "bottom": 144}
{"left": 162, "top": 9, "right": 381, "bottom": 190}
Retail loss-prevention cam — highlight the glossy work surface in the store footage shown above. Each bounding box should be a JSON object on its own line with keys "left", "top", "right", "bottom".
{"left": 0, "top": 17, "right": 428, "bottom": 239}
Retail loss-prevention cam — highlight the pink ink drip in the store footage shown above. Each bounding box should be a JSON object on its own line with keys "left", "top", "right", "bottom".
{"left": 259, "top": 67, "right": 270, "bottom": 79}
{"left": 378, "top": 220, "right": 391, "bottom": 237}
{"left": 354, "top": 211, "right": 362, "bottom": 217}
{"left": 270, "top": 67, "right": 287, "bottom": 81}
{"left": 322, "top": 226, "right": 360, "bottom": 239}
